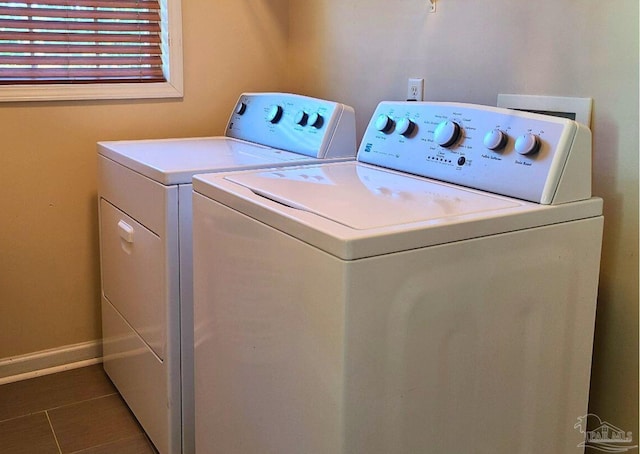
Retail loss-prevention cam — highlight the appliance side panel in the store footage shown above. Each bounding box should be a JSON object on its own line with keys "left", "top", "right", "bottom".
{"left": 164, "top": 184, "right": 182, "bottom": 454}
{"left": 551, "top": 123, "right": 593, "bottom": 204}
{"left": 343, "top": 217, "right": 603, "bottom": 454}
{"left": 177, "top": 184, "right": 195, "bottom": 454}
{"left": 324, "top": 104, "right": 357, "bottom": 158}
{"left": 193, "top": 193, "right": 346, "bottom": 454}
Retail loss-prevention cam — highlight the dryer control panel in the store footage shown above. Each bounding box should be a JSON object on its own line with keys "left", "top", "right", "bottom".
{"left": 225, "top": 92, "right": 356, "bottom": 160}
{"left": 358, "top": 102, "right": 592, "bottom": 204}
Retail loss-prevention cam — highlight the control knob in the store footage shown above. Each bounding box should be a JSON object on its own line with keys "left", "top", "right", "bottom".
{"left": 266, "top": 105, "right": 284, "bottom": 124}
{"left": 235, "top": 102, "right": 247, "bottom": 115}
{"left": 308, "top": 112, "right": 324, "bottom": 129}
{"left": 294, "top": 110, "right": 308, "bottom": 126}
{"left": 515, "top": 133, "right": 541, "bottom": 155}
{"left": 483, "top": 129, "right": 508, "bottom": 151}
{"left": 375, "top": 114, "right": 395, "bottom": 134}
{"left": 396, "top": 118, "right": 416, "bottom": 137}
{"left": 434, "top": 120, "right": 462, "bottom": 148}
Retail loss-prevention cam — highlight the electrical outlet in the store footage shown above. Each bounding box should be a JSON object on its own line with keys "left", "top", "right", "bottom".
{"left": 407, "top": 78, "right": 424, "bottom": 101}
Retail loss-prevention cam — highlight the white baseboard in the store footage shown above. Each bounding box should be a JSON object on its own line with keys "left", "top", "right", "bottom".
{"left": 0, "top": 340, "right": 103, "bottom": 385}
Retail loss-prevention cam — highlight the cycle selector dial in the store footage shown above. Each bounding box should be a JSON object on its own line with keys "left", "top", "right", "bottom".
{"left": 434, "top": 120, "right": 462, "bottom": 148}
{"left": 267, "top": 105, "right": 284, "bottom": 124}
{"left": 483, "top": 129, "right": 508, "bottom": 151}
{"left": 396, "top": 118, "right": 416, "bottom": 137}
{"left": 375, "top": 114, "right": 395, "bottom": 134}
{"left": 515, "top": 133, "right": 541, "bottom": 155}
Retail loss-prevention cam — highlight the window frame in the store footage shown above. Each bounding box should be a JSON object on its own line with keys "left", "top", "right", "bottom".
{"left": 0, "top": 0, "right": 183, "bottom": 102}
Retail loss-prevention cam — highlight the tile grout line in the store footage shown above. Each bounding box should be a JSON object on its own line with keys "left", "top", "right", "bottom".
{"left": 0, "top": 391, "right": 120, "bottom": 424}
{"left": 46, "top": 391, "right": 120, "bottom": 414}
{"left": 45, "top": 410, "right": 63, "bottom": 454}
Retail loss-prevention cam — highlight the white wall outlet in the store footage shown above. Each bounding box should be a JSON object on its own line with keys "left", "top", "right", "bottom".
{"left": 407, "top": 78, "right": 424, "bottom": 101}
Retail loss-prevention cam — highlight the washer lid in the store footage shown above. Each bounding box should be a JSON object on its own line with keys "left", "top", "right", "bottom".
{"left": 195, "top": 161, "right": 602, "bottom": 259}
{"left": 98, "top": 137, "right": 316, "bottom": 185}
{"left": 224, "top": 162, "right": 521, "bottom": 230}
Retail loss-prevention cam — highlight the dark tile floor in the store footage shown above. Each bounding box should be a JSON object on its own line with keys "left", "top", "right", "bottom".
{"left": 0, "top": 364, "right": 157, "bottom": 453}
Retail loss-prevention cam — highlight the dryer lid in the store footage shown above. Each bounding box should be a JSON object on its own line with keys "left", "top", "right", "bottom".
{"left": 224, "top": 161, "right": 522, "bottom": 230}
{"left": 98, "top": 137, "right": 315, "bottom": 185}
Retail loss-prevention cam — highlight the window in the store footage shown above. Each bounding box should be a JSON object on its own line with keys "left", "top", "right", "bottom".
{"left": 0, "top": 0, "right": 182, "bottom": 101}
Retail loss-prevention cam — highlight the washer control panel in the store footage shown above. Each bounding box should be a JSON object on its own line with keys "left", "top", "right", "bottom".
{"left": 358, "top": 101, "right": 592, "bottom": 204}
{"left": 225, "top": 92, "right": 356, "bottom": 159}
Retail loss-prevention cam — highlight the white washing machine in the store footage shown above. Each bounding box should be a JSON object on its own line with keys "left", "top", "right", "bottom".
{"left": 192, "top": 101, "right": 604, "bottom": 453}
{"left": 97, "top": 92, "right": 356, "bottom": 454}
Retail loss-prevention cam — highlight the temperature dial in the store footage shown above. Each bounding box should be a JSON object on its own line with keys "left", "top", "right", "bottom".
{"left": 294, "top": 110, "right": 308, "bottom": 126}
{"left": 434, "top": 120, "right": 462, "bottom": 147}
{"left": 266, "top": 105, "right": 284, "bottom": 124}
{"left": 515, "top": 133, "right": 541, "bottom": 155}
{"left": 375, "top": 114, "right": 394, "bottom": 134}
{"left": 308, "top": 112, "right": 324, "bottom": 129}
{"left": 483, "top": 129, "right": 508, "bottom": 151}
{"left": 235, "top": 102, "right": 247, "bottom": 115}
{"left": 396, "top": 118, "right": 416, "bottom": 137}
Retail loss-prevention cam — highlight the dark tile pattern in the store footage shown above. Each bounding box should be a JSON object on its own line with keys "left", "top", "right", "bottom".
{"left": 49, "top": 394, "right": 145, "bottom": 453}
{"left": 0, "top": 413, "right": 59, "bottom": 454}
{"left": 0, "top": 365, "right": 157, "bottom": 453}
{"left": 0, "top": 365, "right": 117, "bottom": 422}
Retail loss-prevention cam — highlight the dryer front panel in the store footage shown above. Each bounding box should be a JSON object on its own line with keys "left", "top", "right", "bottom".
{"left": 100, "top": 199, "right": 165, "bottom": 360}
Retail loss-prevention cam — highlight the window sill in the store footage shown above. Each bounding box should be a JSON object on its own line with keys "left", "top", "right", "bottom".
{"left": 0, "top": 80, "right": 183, "bottom": 103}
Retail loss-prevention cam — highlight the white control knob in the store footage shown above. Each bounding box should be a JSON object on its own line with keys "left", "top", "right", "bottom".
{"left": 235, "top": 102, "right": 247, "bottom": 115}
{"left": 483, "top": 129, "right": 508, "bottom": 151}
{"left": 294, "top": 110, "right": 308, "bottom": 126}
{"left": 308, "top": 112, "right": 324, "bottom": 128}
{"left": 396, "top": 118, "right": 416, "bottom": 137}
{"left": 375, "top": 114, "right": 394, "bottom": 134}
{"left": 515, "top": 133, "right": 541, "bottom": 155}
{"left": 434, "top": 120, "right": 461, "bottom": 147}
{"left": 266, "top": 105, "right": 283, "bottom": 124}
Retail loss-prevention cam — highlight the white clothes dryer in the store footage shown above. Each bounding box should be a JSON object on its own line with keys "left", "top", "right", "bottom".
{"left": 192, "top": 101, "right": 603, "bottom": 454}
{"left": 97, "top": 92, "right": 356, "bottom": 454}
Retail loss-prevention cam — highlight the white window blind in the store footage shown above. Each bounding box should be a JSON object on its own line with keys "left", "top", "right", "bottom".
{"left": 0, "top": 0, "right": 166, "bottom": 84}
